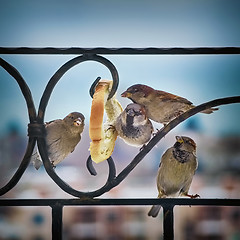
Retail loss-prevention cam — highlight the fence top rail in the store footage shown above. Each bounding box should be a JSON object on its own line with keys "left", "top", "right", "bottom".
{"left": 0, "top": 47, "right": 240, "bottom": 55}
{"left": 0, "top": 198, "right": 239, "bottom": 207}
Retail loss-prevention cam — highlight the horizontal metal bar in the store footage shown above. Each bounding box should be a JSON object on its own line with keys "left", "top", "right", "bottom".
{"left": 0, "top": 198, "right": 239, "bottom": 207}
{"left": 0, "top": 47, "right": 240, "bottom": 55}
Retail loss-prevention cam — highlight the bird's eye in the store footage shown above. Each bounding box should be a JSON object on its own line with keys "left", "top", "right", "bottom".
{"left": 133, "top": 88, "right": 139, "bottom": 93}
{"left": 130, "top": 88, "right": 139, "bottom": 93}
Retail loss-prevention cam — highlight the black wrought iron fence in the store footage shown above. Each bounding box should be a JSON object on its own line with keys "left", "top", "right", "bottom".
{"left": 0, "top": 47, "right": 240, "bottom": 240}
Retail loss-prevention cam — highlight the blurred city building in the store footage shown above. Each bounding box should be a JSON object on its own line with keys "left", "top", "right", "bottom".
{"left": 0, "top": 120, "right": 239, "bottom": 239}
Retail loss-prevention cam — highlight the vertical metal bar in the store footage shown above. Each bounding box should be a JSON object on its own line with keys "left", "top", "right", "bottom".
{"left": 163, "top": 204, "right": 174, "bottom": 240}
{"left": 51, "top": 204, "right": 63, "bottom": 240}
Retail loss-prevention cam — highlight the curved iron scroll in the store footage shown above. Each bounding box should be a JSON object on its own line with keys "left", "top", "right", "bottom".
{"left": 0, "top": 58, "right": 37, "bottom": 196}
{"left": 0, "top": 53, "right": 240, "bottom": 198}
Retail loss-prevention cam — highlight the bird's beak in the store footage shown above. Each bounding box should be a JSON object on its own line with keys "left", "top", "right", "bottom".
{"left": 176, "top": 136, "right": 184, "bottom": 143}
{"left": 121, "top": 91, "right": 131, "bottom": 98}
{"left": 74, "top": 118, "right": 83, "bottom": 126}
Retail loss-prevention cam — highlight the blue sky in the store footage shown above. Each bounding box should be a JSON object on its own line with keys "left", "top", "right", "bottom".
{"left": 1, "top": 0, "right": 240, "bottom": 47}
{"left": 0, "top": 0, "right": 240, "bottom": 136}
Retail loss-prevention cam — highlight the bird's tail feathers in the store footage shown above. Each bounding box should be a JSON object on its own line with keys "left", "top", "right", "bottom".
{"left": 148, "top": 205, "right": 161, "bottom": 218}
{"left": 201, "top": 107, "right": 219, "bottom": 114}
{"left": 31, "top": 150, "right": 43, "bottom": 170}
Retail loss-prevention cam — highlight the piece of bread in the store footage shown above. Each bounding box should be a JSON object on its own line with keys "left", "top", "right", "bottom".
{"left": 89, "top": 79, "right": 123, "bottom": 163}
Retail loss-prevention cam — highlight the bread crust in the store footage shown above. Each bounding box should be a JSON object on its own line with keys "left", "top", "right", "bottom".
{"left": 89, "top": 80, "right": 122, "bottom": 163}
{"left": 89, "top": 82, "right": 108, "bottom": 140}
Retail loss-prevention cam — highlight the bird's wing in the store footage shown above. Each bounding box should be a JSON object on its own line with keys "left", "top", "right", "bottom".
{"left": 157, "top": 90, "right": 193, "bottom": 105}
{"left": 45, "top": 119, "right": 62, "bottom": 127}
{"left": 158, "top": 147, "right": 173, "bottom": 167}
{"left": 45, "top": 120, "right": 64, "bottom": 153}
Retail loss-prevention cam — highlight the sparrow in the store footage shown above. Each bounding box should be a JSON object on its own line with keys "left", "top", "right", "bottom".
{"left": 121, "top": 84, "right": 218, "bottom": 125}
{"left": 148, "top": 136, "right": 199, "bottom": 218}
{"left": 115, "top": 103, "right": 153, "bottom": 146}
{"left": 32, "top": 112, "right": 85, "bottom": 169}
